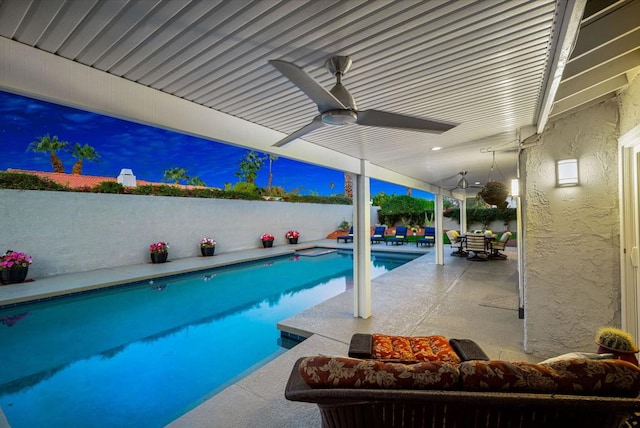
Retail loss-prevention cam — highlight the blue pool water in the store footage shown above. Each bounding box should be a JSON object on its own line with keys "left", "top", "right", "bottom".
{"left": 0, "top": 249, "right": 419, "bottom": 428}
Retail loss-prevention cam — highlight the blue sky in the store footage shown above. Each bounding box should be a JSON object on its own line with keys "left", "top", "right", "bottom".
{"left": 0, "top": 90, "right": 433, "bottom": 199}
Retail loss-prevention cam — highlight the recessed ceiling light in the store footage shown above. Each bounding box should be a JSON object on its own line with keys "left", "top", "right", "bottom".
{"left": 431, "top": 146, "right": 442, "bottom": 151}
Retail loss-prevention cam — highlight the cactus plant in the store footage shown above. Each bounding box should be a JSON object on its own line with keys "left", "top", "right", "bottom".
{"left": 595, "top": 327, "right": 638, "bottom": 353}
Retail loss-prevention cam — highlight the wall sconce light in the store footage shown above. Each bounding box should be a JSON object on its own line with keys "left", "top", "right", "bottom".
{"left": 510, "top": 179, "right": 519, "bottom": 196}
{"left": 556, "top": 159, "right": 579, "bottom": 186}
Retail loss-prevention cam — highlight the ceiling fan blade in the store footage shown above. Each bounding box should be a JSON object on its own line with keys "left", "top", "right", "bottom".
{"left": 356, "top": 109, "right": 457, "bottom": 134}
{"left": 272, "top": 115, "right": 324, "bottom": 147}
{"left": 269, "top": 60, "right": 346, "bottom": 112}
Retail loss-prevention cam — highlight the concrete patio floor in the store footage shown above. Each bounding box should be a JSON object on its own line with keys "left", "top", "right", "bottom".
{"left": 0, "top": 239, "right": 537, "bottom": 428}
{"left": 169, "top": 241, "right": 540, "bottom": 428}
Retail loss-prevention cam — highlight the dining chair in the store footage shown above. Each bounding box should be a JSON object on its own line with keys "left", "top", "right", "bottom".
{"left": 489, "top": 232, "right": 512, "bottom": 259}
{"left": 446, "top": 230, "right": 466, "bottom": 256}
{"left": 465, "top": 234, "right": 489, "bottom": 261}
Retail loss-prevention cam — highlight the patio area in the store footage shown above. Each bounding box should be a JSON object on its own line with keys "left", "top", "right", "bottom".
{"left": 168, "top": 241, "right": 536, "bottom": 428}
{"left": 0, "top": 239, "right": 533, "bottom": 428}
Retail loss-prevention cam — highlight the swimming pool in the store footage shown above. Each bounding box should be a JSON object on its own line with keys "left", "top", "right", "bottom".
{"left": 0, "top": 249, "right": 420, "bottom": 428}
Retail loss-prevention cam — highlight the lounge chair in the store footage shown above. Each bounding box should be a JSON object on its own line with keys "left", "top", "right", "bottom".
{"left": 288, "top": 332, "right": 640, "bottom": 427}
{"left": 370, "top": 226, "right": 386, "bottom": 244}
{"left": 336, "top": 227, "right": 353, "bottom": 243}
{"left": 385, "top": 226, "right": 408, "bottom": 245}
{"left": 285, "top": 356, "right": 640, "bottom": 428}
{"left": 416, "top": 226, "right": 435, "bottom": 247}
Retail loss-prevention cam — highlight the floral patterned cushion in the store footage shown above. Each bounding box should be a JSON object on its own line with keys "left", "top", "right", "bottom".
{"left": 460, "top": 358, "right": 640, "bottom": 397}
{"left": 372, "top": 334, "right": 461, "bottom": 363}
{"left": 298, "top": 356, "right": 460, "bottom": 389}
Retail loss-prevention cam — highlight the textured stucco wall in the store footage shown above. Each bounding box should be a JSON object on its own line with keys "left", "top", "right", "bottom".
{"left": 619, "top": 72, "right": 640, "bottom": 136}
{"left": 522, "top": 99, "right": 620, "bottom": 357}
{"left": 0, "top": 190, "right": 354, "bottom": 278}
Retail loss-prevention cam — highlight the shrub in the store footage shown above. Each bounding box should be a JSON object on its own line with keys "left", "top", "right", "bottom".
{"left": 378, "top": 195, "right": 432, "bottom": 226}
{"left": 154, "top": 185, "right": 188, "bottom": 197}
{"left": 189, "top": 188, "right": 218, "bottom": 198}
{"left": 288, "top": 194, "right": 352, "bottom": 205}
{"left": 0, "top": 172, "right": 353, "bottom": 205}
{"left": 261, "top": 185, "right": 287, "bottom": 197}
{"left": 443, "top": 207, "right": 517, "bottom": 227}
{"left": 232, "top": 181, "right": 260, "bottom": 194}
{"left": 93, "top": 181, "right": 125, "bottom": 194}
{"left": 0, "top": 172, "right": 68, "bottom": 191}
{"left": 130, "top": 185, "right": 155, "bottom": 195}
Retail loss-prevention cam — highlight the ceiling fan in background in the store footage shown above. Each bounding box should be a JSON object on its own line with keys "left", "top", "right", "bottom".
{"left": 449, "top": 171, "right": 483, "bottom": 191}
{"left": 269, "top": 56, "right": 458, "bottom": 147}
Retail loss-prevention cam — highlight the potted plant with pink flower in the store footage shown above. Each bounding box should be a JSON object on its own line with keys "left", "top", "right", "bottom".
{"left": 285, "top": 230, "right": 300, "bottom": 244}
{"left": 0, "top": 250, "right": 32, "bottom": 285}
{"left": 260, "top": 233, "right": 275, "bottom": 248}
{"left": 200, "top": 237, "right": 216, "bottom": 257}
{"left": 149, "top": 241, "right": 169, "bottom": 264}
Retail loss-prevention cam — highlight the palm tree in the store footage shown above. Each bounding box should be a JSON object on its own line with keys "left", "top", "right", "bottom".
{"left": 163, "top": 167, "right": 189, "bottom": 184}
{"left": 69, "top": 143, "right": 100, "bottom": 175}
{"left": 27, "top": 134, "right": 68, "bottom": 173}
{"left": 189, "top": 177, "right": 206, "bottom": 186}
{"left": 266, "top": 154, "right": 278, "bottom": 192}
{"left": 344, "top": 173, "right": 353, "bottom": 198}
{"left": 235, "top": 151, "right": 264, "bottom": 183}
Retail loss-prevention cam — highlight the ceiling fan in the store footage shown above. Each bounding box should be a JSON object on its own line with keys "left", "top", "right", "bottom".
{"left": 269, "top": 56, "right": 458, "bottom": 147}
{"left": 449, "top": 171, "right": 482, "bottom": 191}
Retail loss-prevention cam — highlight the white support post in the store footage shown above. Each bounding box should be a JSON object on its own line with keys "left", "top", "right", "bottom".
{"left": 460, "top": 198, "right": 468, "bottom": 234}
{"left": 435, "top": 192, "right": 444, "bottom": 265}
{"left": 353, "top": 162, "right": 372, "bottom": 319}
{"left": 515, "top": 195, "right": 524, "bottom": 319}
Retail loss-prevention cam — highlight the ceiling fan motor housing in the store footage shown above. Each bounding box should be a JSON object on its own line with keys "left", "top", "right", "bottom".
{"left": 325, "top": 56, "right": 352, "bottom": 76}
{"left": 321, "top": 110, "right": 357, "bottom": 125}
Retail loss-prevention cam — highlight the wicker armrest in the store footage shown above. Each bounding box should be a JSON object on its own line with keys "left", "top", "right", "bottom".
{"left": 348, "top": 333, "right": 373, "bottom": 358}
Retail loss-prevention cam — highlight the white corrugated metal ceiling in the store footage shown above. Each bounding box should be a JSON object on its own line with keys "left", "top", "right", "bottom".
{"left": 1, "top": 0, "right": 638, "bottom": 193}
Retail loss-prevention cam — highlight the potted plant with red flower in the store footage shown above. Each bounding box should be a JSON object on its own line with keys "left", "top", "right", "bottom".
{"left": 149, "top": 241, "right": 169, "bottom": 264}
{"left": 0, "top": 250, "right": 32, "bottom": 285}
{"left": 200, "top": 237, "right": 216, "bottom": 257}
{"left": 285, "top": 230, "right": 300, "bottom": 244}
{"left": 260, "top": 233, "right": 275, "bottom": 248}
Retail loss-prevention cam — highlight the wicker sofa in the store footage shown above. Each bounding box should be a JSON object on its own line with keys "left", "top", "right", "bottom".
{"left": 284, "top": 334, "right": 640, "bottom": 428}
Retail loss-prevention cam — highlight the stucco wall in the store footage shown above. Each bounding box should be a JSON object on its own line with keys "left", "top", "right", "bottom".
{"left": 522, "top": 99, "right": 621, "bottom": 357}
{"left": 0, "top": 190, "right": 354, "bottom": 278}
{"left": 619, "top": 71, "right": 640, "bottom": 136}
